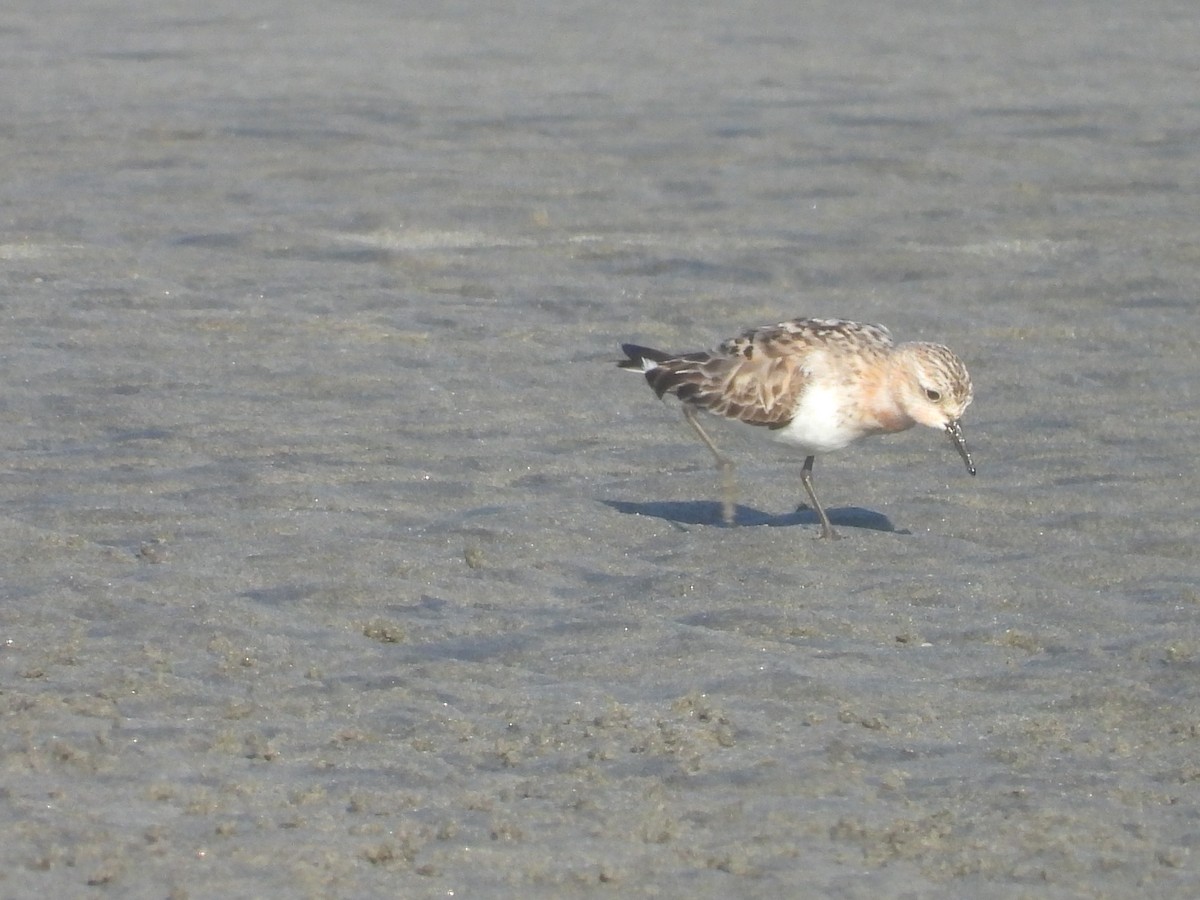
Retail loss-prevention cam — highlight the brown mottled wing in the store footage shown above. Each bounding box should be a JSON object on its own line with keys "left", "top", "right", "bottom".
{"left": 621, "top": 319, "right": 894, "bottom": 428}
{"left": 642, "top": 325, "right": 812, "bottom": 428}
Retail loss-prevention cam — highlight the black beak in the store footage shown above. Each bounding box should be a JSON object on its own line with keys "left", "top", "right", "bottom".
{"left": 945, "top": 419, "right": 975, "bottom": 476}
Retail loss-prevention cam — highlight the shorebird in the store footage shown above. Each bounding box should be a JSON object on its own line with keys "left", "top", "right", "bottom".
{"left": 618, "top": 317, "right": 975, "bottom": 538}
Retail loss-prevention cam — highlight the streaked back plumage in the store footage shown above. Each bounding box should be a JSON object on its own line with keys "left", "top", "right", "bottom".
{"left": 619, "top": 318, "right": 896, "bottom": 429}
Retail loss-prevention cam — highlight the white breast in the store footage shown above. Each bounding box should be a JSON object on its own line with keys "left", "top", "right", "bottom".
{"left": 769, "top": 382, "right": 861, "bottom": 454}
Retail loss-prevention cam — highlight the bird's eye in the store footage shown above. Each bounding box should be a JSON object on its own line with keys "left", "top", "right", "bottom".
{"left": 925, "top": 388, "right": 941, "bottom": 402}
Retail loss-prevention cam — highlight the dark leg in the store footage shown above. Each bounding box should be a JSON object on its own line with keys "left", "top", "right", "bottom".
{"left": 681, "top": 405, "right": 736, "bottom": 525}
{"left": 800, "top": 455, "right": 841, "bottom": 540}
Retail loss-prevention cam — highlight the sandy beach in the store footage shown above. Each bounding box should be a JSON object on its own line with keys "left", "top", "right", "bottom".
{"left": 2, "top": 1, "right": 1199, "bottom": 896}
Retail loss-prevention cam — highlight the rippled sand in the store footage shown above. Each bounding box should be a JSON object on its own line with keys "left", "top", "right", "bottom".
{"left": 3, "top": 1, "right": 1198, "bottom": 896}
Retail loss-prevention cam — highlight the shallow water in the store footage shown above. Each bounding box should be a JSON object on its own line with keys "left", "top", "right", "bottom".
{"left": 3, "top": 0, "right": 1200, "bottom": 896}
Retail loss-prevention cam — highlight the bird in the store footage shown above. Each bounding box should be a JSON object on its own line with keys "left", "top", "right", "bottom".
{"left": 617, "top": 317, "right": 975, "bottom": 539}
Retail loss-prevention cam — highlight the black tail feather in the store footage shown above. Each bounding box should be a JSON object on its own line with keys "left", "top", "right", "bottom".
{"left": 618, "top": 343, "right": 672, "bottom": 368}
{"left": 619, "top": 343, "right": 696, "bottom": 400}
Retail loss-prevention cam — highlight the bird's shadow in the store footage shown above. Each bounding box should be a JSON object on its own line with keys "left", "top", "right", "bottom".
{"left": 602, "top": 499, "right": 900, "bottom": 533}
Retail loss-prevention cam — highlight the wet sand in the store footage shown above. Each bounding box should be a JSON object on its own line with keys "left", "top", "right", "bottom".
{"left": 3, "top": 1, "right": 1199, "bottom": 896}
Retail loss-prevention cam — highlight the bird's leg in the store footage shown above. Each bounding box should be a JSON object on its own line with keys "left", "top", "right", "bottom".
{"left": 800, "top": 455, "right": 841, "bottom": 540}
{"left": 682, "top": 405, "right": 736, "bottom": 525}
